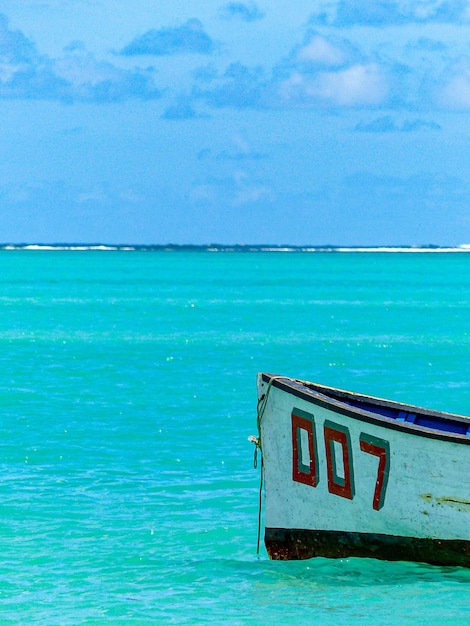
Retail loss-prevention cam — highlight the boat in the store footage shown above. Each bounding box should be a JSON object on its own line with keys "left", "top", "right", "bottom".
{"left": 254, "top": 373, "right": 470, "bottom": 567}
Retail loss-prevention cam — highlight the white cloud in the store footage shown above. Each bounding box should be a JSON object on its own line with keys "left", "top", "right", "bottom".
{"left": 279, "top": 64, "right": 388, "bottom": 107}
{"left": 219, "top": 2, "right": 265, "bottom": 22}
{"left": 0, "top": 14, "right": 161, "bottom": 102}
{"left": 233, "top": 184, "right": 272, "bottom": 206}
{"left": 77, "top": 188, "right": 109, "bottom": 204}
{"left": 354, "top": 115, "right": 441, "bottom": 132}
{"left": 317, "top": 64, "right": 388, "bottom": 106}
{"left": 296, "top": 35, "right": 346, "bottom": 67}
{"left": 310, "top": 0, "right": 470, "bottom": 27}
{"left": 55, "top": 50, "right": 121, "bottom": 88}
{"left": 189, "top": 184, "right": 217, "bottom": 204}
{"left": 231, "top": 169, "right": 273, "bottom": 205}
{"left": 438, "top": 62, "right": 470, "bottom": 109}
{"left": 0, "top": 60, "right": 20, "bottom": 82}
{"left": 121, "top": 19, "right": 215, "bottom": 56}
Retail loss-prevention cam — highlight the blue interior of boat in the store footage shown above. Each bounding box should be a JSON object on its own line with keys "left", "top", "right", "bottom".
{"left": 335, "top": 396, "right": 470, "bottom": 436}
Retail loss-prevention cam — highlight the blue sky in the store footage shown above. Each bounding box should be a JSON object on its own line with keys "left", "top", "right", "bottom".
{"left": 2, "top": 0, "right": 470, "bottom": 244}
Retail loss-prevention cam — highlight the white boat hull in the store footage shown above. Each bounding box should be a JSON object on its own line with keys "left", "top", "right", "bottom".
{"left": 257, "top": 374, "right": 470, "bottom": 566}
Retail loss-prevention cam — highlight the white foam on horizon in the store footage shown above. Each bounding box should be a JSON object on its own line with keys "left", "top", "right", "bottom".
{"left": 1, "top": 244, "right": 470, "bottom": 252}
{"left": 2, "top": 244, "right": 128, "bottom": 251}
{"left": 333, "top": 247, "right": 470, "bottom": 253}
{"left": 256, "top": 246, "right": 470, "bottom": 253}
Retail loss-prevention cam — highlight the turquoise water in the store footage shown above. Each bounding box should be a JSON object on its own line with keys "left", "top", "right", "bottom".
{"left": 0, "top": 250, "right": 469, "bottom": 624}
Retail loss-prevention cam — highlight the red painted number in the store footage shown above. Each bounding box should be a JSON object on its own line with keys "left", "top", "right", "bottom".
{"left": 323, "top": 420, "right": 355, "bottom": 500}
{"left": 291, "top": 409, "right": 319, "bottom": 487}
{"left": 359, "top": 433, "right": 390, "bottom": 510}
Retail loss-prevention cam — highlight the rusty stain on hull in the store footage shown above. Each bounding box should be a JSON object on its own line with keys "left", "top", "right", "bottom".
{"left": 265, "top": 527, "right": 470, "bottom": 567}
{"left": 420, "top": 493, "right": 470, "bottom": 512}
{"left": 435, "top": 496, "right": 470, "bottom": 511}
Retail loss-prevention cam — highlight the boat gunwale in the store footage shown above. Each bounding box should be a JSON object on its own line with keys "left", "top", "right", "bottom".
{"left": 260, "top": 373, "right": 470, "bottom": 444}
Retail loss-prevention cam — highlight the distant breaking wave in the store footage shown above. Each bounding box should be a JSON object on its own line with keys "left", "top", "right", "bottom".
{"left": 2, "top": 244, "right": 470, "bottom": 252}
{"left": 1, "top": 244, "right": 134, "bottom": 251}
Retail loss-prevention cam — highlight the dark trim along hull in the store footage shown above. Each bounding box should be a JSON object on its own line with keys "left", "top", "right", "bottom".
{"left": 265, "top": 528, "right": 470, "bottom": 567}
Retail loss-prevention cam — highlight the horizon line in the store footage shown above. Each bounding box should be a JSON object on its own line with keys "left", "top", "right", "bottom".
{"left": 1, "top": 243, "right": 470, "bottom": 252}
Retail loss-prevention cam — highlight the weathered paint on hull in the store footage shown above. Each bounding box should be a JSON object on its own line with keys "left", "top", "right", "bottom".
{"left": 265, "top": 528, "right": 470, "bottom": 567}
{"left": 258, "top": 374, "right": 470, "bottom": 567}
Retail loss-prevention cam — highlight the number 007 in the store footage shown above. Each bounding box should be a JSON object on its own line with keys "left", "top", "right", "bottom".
{"left": 291, "top": 408, "right": 390, "bottom": 511}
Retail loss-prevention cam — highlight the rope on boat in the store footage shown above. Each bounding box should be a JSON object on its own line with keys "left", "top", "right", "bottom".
{"left": 248, "top": 431, "right": 263, "bottom": 555}
{"left": 249, "top": 375, "right": 286, "bottom": 556}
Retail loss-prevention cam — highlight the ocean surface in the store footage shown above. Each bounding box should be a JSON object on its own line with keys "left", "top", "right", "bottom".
{"left": 1, "top": 249, "right": 470, "bottom": 624}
